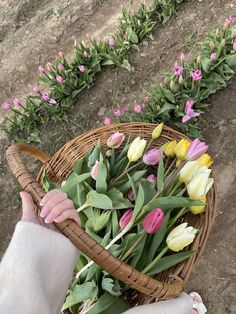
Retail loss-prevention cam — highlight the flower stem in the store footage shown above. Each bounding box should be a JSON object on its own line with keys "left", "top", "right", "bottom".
{"left": 142, "top": 246, "right": 169, "bottom": 274}
{"left": 164, "top": 157, "right": 176, "bottom": 177}
{"left": 167, "top": 207, "right": 187, "bottom": 231}
{"left": 77, "top": 202, "right": 89, "bottom": 213}
{"left": 120, "top": 232, "right": 145, "bottom": 262}
{"left": 112, "top": 160, "right": 143, "bottom": 184}
{"left": 168, "top": 181, "right": 183, "bottom": 197}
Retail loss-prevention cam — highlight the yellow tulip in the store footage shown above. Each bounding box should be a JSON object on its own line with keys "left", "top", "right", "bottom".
{"left": 164, "top": 140, "right": 177, "bottom": 158}
{"left": 190, "top": 197, "right": 206, "bottom": 215}
{"left": 197, "top": 153, "right": 213, "bottom": 168}
{"left": 179, "top": 161, "right": 210, "bottom": 185}
{"left": 152, "top": 123, "right": 164, "bottom": 139}
{"left": 127, "top": 137, "right": 147, "bottom": 162}
{"left": 187, "top": 172, "right": 214, "bottom": 200}
{"left": 166, "top": 223, "right": 198, "bottom": 252}
{"left": 176, "top": 159, "right": 181, "bottom": 168}
{"left": 174, "top": 139, "right": 190, "bottom": 160}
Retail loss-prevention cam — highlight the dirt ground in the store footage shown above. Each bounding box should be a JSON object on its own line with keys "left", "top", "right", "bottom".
{"left": 0, "top": 0, "right": 236, "bottom": 313}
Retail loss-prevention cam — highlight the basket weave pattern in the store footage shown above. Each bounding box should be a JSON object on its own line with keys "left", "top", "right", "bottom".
{"left": 6, "top": 123, "right": 217, "bottom": 303}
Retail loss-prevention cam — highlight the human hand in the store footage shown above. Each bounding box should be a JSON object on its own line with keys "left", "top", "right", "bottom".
{"left": 20, "top": 189, "right": 80, "bottom": 226}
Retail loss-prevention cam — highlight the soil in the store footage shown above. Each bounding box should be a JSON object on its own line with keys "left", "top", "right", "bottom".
{"left": 0, "top": 0, "right": 236, "bottom": 313}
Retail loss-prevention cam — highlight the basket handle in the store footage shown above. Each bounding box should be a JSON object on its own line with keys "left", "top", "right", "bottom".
{"left": 6, "top": 143, "right": 183, "bottom": 299}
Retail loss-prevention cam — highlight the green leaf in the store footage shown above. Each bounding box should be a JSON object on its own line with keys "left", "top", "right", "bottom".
{"left": 73, "top": 158, "right": 84, "bottom": 174}
{"left": 102, "top": 59, "right": 115, "bottom": 66}
{"left": 96, "top": 159, "right": 107, "bottom": 193}
{"left": 119, "top": 170, "right": 147, "bottom": 194}
{"left": 107, "top": 187, "right": 133, "bottom": 209}
{"left": 62, "top": 281, "right": 98, "bottom": 310}
{"left": 86, "top": 211, "right": 111, "bottom": 232}
{"left": 157, "top": 154, "right": 164, "bottom": 193}
{"left": 111, "top": 210, "right": 119, "bottom": 238}
{"left": 146, "top": 251, "right": 195, "bottom": 276}
{"left": 225, "top": 54, "right": 236, "bottom": 70}
{"left": 161, "top": 89, "right": 175, "bottom": 103}
{"left": 157, "top": 102, "right": 176, "bottom": 115}
{"left": 131, "top": 183, "right": 145, "bottom": 223}
{"left": 126, "top": 26, "right": 139, "bottom": 44}
{"left": 87, "top": 190, "right": 113, "bottom": 209}
{"left": 101, "top": 276, "right": 122, "bottom": 296}
{"left": 139, "top": 180, "right": 156, "bottom": 205}
{"left": 88, "top": 143, "right": 101, "bottom": 167}
{"left": 127, "top": 173, "right": 138, "bottom": 199}
{"left": 201, "top": 58, "right": 211, "bottom": 73}
{"left": 60, "top": 172, "right": 91, "bottom": 196}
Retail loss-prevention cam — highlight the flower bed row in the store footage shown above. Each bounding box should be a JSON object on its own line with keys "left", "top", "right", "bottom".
{"left": 1, "top": 0, "right": 184, "bottom": 142}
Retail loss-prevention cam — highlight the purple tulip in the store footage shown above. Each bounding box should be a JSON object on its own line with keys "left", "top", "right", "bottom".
{"left": 142, "top": 208, "right": 165, "bottom": 234}
{"left": 46, "top": 62, "right": 54, "bottom": 72}
{"left": 172, "top": 65, "right": 183, "bottom": 76}
{"left": 134, "top": 103, "right": 142, "bottom": 113}
{"left": 56, "top": 75, "right": 64, "bottom": 84}
{"left": 210, "top": 52, "right": 217, "bottom": 61}
{"left": 182, "top": 99, "right": 200, "bottom": 123}
{"left": 103, "top": 116, "right": 111, "bottom": 125}
{"left": 113, "top": 108, "right": 121, "bottom": 117}
{"left": 107, "top": 131, "right": 125, "bottom": 148}
{"left": 143, "top": 148, "right": 164, "bottom": 166}
{"left": 42, "top": 93, "right": 50, "bottom": 102}
{"left": 187, "top": 139, "right": 209, "bottom": 161}
{"left": 2, "top": 102, "right": 11, "bottom": 110}
{"left": 147, "top": 174, "right": 157, "bottom": 185}
{"left": 119, "top": 209, "right": 133, "bottom": 229}
{"left": 191, "top": 70, "right": 202, "bottom": 81}
{"left": 91, "top": 160, "right": 100, "bottom": 180}
{"left": 33, "top": 86, "right": 42, "bottom": 94}
{"left": 49, "top": 98, "right": 57, "bottom": 105}
{"left": 57, "top": 64, "right": 64, "bottom": 72}
{"left": 13, "top": 98, "right": 22, "bottom": 108}
{"left": 79, "top": 65, "right": 86, "bottom": 72}
{"left": 121, "top": 106, "right": 129, "bottom": 113}
{"left": 58, "top": 51, "right": 64, "bottom": 58}
{"left": 106, "top": 37, "right": 116, "bottom": 47}
{"left": 38, "top": 65, "right": 45, "bottom": 75}
{"left": 127, "top": 189, "right": 135, "bottom": 201}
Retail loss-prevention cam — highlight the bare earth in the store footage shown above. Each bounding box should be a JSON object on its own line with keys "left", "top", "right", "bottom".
{"left": 0, "top": 0, "right": 236, "bottom": 313}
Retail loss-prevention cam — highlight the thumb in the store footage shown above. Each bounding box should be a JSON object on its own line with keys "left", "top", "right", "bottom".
{"left": 20, "top": 191, "right": 39, "bottom": 224}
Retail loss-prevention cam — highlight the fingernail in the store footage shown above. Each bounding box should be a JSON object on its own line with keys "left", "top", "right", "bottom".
{"left": 40, "top": 199, "right": 44, "bottom": 206}
{"left": 45, "top": 217, "right": 52, "bottom": 224}
{"left": 40, "top": 208, "right": 47, "bottom": 218}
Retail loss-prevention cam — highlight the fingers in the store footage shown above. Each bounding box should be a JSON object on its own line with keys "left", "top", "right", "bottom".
{"left": 40, "top": 191, "right": 68, "bottom": 218}
{"left": 20, "top": 192, "right": 39, "bottom": 225}
{"left": 40, "top": 189, "right": 61, "bottom": 207}
{"left": 54, "top": 209, "right": 80, "bottom": 224}
{"left": 44, "top": 199, "right": 74, "bottom": 224}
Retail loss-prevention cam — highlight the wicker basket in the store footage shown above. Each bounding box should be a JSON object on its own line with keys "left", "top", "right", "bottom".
{"left": 6, "top": 123, "right": 217, "bottom": 305}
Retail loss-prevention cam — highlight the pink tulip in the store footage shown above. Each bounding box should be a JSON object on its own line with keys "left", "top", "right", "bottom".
{"left": 91, "top": 160, "right": 100, "bottom": 180}
{"left": 103, "top": 116, "right": 111, "bottom": 125}
{"left": 46, "top": 62, "right": 54, "bottom": 72}
{"left": 2, "top": 102, "right": 11, "bottom": 110}
{"left": 143, "top": 96, "right": 150, "bottom": 103}
{"left": 147, "top": 174, "right": 157, "bottom": 185}
{"left": 57, "top": 64, "right": 64, "bottom": 72}
{"left": 13, "top": 98, "right": 22, "bottom": 107}
{"left": 142, "top": 208, "right": 165, "bottom": 234}
{"left": 143, "top": 148, "right": 164, "bottom": 166}
{"left": 42, "top": 93, "right": 50, "bottom": 102}
{"left": 121, "top": 106, "right": 129, "bottom": 113}
{"left": 119, "top": 209, "right": 133, "bottom": 229}
{"left": 107, "top": 131, "right": 125, "bottom": 148}
{"left": 134, "top": 103, "right": 142, "bottom": 113}
{"left": 127, "top": 189, "right": 135, "bottom": 201}
{"left": 233, "top": 40, "right": 236, "bottom": 51}
{"left": 113, "top": 108, "right": 121, "bottom": 117}
{"left": 178, "top": 75, "right": 184, "bottom": 84}
{"left": 58, "top": 51, "right": 64, "bottom": 58}
{"left": 107, "top": 37, "right": 116, "bottom": 46}
{"left": 79, "top": 65, "right": 86, "bottom": 72}
{"left": 172, "top": 65, "right": 183, "bottom": 76}
{"left": 49, "top": 98, "right": 57, "bottom": 105}
{"left": 187, "top": 139, "right": 209, "bottom": 161}
{"left": 33, "top": 86, "right": 42, "bottom": 94}
{"left": 182, "top": 99, "right": 200, "bottom": 123}
{"left": 180, "top": 53, "right": 187, "bottom": 62}
{"left": 56, "top": 75, "right": 64, "bottom": 84}
{"left": 191, "top": 70, "right": 202, "bottom": 81}
{"left": 210, "top": 52, "right": 217, "bottom": 61}
{"left": 38, "top": 65, "right": 45, "bottom": 75}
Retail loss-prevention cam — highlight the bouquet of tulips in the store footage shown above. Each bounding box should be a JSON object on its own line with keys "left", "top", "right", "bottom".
{"left": 43, "top": 124, "right": 214, "bottom": 314}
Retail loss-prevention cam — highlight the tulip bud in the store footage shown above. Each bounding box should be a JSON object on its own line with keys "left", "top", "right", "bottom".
{"left": 106, "top": 37, "right": 116, "bottom": 47}
{"left": 128, "top": 137, "right": 147, "bottom": 162}
{"left": 152, "top": 123, "right": 164, "bottom": 139}
{"left": 103, "top": 116, "right": 111, "bottom": 125}
{"left": 176, "top": 159, "right": 181, "bottom": 168}
{"left": 121, "top": 106, "right": 129, "bottom": 113}
{"left": 42, "top": 92, "right": 50, "bottom": 102}
{"left": 147, "top": 174, "right": 157, "bottom": 185}
{"left": 209, "top": 40, "right": 215, "bottom": 49}
{"left": 79, "top": 65, "right": 86, "bottom": 72}
{"left": 187, "top": 172, "right": 214, "bottom": 200}
{"left": 215, "top": 28, "right": 219, "bottom": 37}
{"left": 33, "top": 86, "right": 42, "bottom": 94}
{"left": 38, "top": 65, "right": 45, "bottom": 75}
{"left": 197, "top": 153, "right": 213, "bottom": 168}
{"left": 106, "top": 150, "right": 112, "bottom": 157}
{"left": 13, "top": 98, "right": 22, "bottom": 108}
{"left": 134, "top": 103, "right": 142, "bottom": 113}
{"left": 233, "top": 40, "right": 236, "bottom": 51}
{"left": 107, "top": 131, "right": 125, "bottom": 148}
{"left": 190, "top": 196, "right": 206, "bottom": 215}
{"left": 179, "top": 161, "right": 203, "bottom": 185}
{"left": 83, "top": 50, "right": 89, "bottom": 58}
{"left": 46, "top": 62, "right": 54, "bottom": 72}
{"left": 170, "top": 80, "right": 176, "bottom": 91}
{"left": 56, "top": 75, "right": 64, "bottom": 84}
{"left": 174, "top": 139, "right": 190, "bottom": 160}
{"left": 127, "top": 189, "right": 135, "bottom": 201}
{"left": 143, "top": 148, "right": 164, "bottom": 166}
{"left": 163, "top": 140, "right": 177, "bottom": 158}
{"left": 49, "top": 98, "right": 57, "bottom": 105}
{"left": 210, "top": 52, "right": 217, "bottom": 61}
{"left": 142, "top": 208, "right": 165, "bottom": 234}
{"left": 221, "top": 39, "right": 226, "bottom": 47}
{"left": 178, "top": 75, "right": 184, "bottom": 84}
{"left": 196, "top": 55, "right": 201, "bottom": 64}
{"left": 91, "top": 160, "right": 100, "bottom": 180}
{"left": 58, "top": 51, "right": 64, "bottom": 58}
{"left": 119, "top": 209, "right": 133, "bottom": 229}
{"left": 113, "top": 108, "right": 121, "bottom": 117}
{"left": 2, "top": 102, "right": 11, "bottom": 110}
{"left": 231, "top": 31, "right": 235, "bottom": 39}
{"left": 187, "top": 138, "right": 208, "bottom": 161}
{"left": 166, "top": 222, "right": 198, "bottom": 252}
{"left": 143, "top": 96, "right": 150, "bottom": 103}
{"left": 57, "top": 64, "right": 64, "bottom": 72}
{"left": 180, "top": 53, "right": 187, "bottom": 62}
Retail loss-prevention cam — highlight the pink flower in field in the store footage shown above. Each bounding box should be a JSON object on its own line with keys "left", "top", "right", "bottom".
{"left": 119, "top": 209, "right": 133, "bottom": 229}
{"left": 91, "top": 160, "right": 100, "bottom": 180}
{"left": 182, "top": 99, "right": 200, "bottom": 123}
{"left": 79, "top": 65, "right": 86, "bottom": 72}
{"left": 113, "top": 108, "right": 121, "bottom": 117}
{"left": 58, "top": 51, "right": 64, "bottom": 58}
{"left": 13, "top": 98, "right": 22, "bottom": 107}
{"left": 224, "top": 16, "right": 235, "bottom": 27}
{"left": 2, "top": 102, "right": 11, "bottom": 110}
{"left": 233, "top": 40, "right": 236, "bottom": 51}
{"left": 191, "top": 70, "right": 202, "bottom": 81}
{"left": 103, "top": 116, "right": 111, "bottom": 125}
{"left": 121, "top": 106, "right": 129, "bottom": 113}
{"left": 38, "top": 65, "right": 45, "bottom": 75}
{"left": 56, "top": 75, "right": 64, "bottom": 84}
{"left": 46, "top": 62, "right": 54, "bottom": 72}
{"left": 42, "top": 93, "right": 50, "bottom": 102}
{"left": 172, "top": 65, "right": 183, "bottom": 76}
{"left": 147, "top": 174, "right": 157, "bottom": 185}
{"left": 57, "top": 64, "right": 64, "bottom": 72}
{"left": 142, "top": 208, "right": 165, "bottom": 234}
{"left": 143, "top": 96, "right": 150, "bottom": 103}
{"left": 49, "top": 98, "right": 57, "bottom": 105}
{"left": 210, "top": 52, "right": 217, "bottom": 61}
{"left": 33, "top": 86, "right": 42, "bottom": 94}
{"left": 106, "top": 37, "right": 116, "bottom": 46}
{"left": 134, "top": 103, "right": 142, "bottom": 113}
{"left": 180, "top": 53, "right": 187, "bottom": 62}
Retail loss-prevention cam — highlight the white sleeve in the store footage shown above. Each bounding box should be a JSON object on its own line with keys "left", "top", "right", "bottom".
{"left": 0, "top": 221, "right": 79, "bottom": 314}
